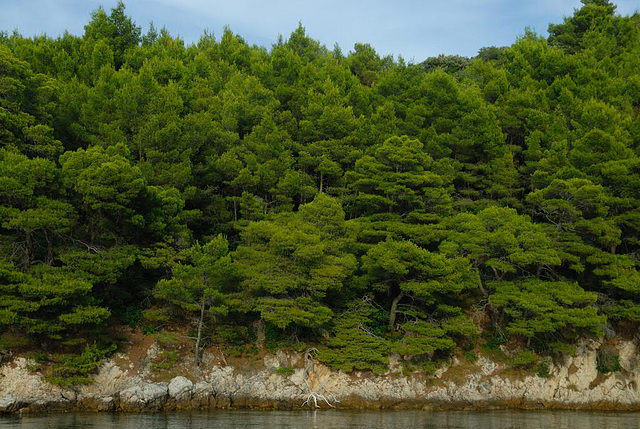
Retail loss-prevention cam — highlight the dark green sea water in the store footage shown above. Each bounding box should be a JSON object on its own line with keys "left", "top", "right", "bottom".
{"left": 1, "top": 410, "right": 639, "bottom": 428}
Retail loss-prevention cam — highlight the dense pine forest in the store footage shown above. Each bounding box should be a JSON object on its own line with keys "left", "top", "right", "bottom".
{"left": 1, "top": 0, "right": 640, "bottom": 378}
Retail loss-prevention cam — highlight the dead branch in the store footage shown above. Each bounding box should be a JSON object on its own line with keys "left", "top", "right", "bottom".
{"left": 300, "top": 348, "right": 339, "bottom": 409}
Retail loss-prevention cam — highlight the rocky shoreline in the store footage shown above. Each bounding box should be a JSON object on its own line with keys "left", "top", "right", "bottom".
{"left": 2, "top": 338, "right": 640, "bottom": 414}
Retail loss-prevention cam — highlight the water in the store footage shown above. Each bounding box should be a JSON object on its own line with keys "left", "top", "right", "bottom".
{"left": 0, "top": 410, "right": 639, "bottom": 429}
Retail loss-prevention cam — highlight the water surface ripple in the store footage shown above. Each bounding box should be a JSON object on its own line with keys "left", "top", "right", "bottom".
{"left": 1, "top": 410, "right": 639, "bottom": 429}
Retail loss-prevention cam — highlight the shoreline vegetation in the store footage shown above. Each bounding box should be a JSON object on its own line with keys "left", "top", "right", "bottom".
{"left": 2, "top": 0, "right": 640, "bottom": 411}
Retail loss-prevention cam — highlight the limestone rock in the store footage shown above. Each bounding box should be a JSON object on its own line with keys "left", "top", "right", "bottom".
{"left": 168, "top": 376, "right": 193, "bottom": 402}
{"left": 77, "top": 396, "right": 116, "bottom": 412}
{"left": 3, "top": 339, "right": 640, "bottom": 413}
{"left": 119, "top": 383, "right": 168, "bottom": 411}
{"left": 0, "top": 395, "right": 26, "bottom": 413}
{"left": 0, "top": 358, "right": 64, "bottom": 403}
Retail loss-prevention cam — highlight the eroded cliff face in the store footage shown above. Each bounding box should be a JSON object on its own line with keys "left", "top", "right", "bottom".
{"left": 1, "top": 338, "right": 639, "bottom": 414}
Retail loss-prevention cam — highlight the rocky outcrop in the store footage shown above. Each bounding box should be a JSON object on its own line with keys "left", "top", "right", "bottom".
{"left": 0, "top": 395, "right": 26, "bottom": 414}
{"left": 168, "top": 376, "right": 193, "bottom": 402}
{"left": 119, "top": 383, "right": 169, "bottom": 411}
{"left": 2, "top": 338, "right": 640, "bottom": 414}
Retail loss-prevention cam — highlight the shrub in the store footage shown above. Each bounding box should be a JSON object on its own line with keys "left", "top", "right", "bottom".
{"left": 537, "top": 359, "right": 551, "bottom": 378}
{"left": 150, "top": 350, "right": 179, "bottom": 372}
{"left": 483, "top": 330, "right": 508, "bottom": 350}
{"left": 596, "top": 350, "right": 621, "bottom": 373}
{"left": 512, "top": 350, "right": 539, "bottom": 367}
{"left": 46, "top": 343, "right": 117, "bottom": 386}
{"left": 215, "top": 325, "right": 252, "bottom": 344}
{"left": 120, "top": 306, "right": 142, "bottom": 327}
{"left": 0, "top": 334, "right": 29, "bottom": 350}
{"left": 153, "top": 330, "right": 180, "bottom": 348}
{"left": 27, "top": 351, "right": 49, "bottom": 364}
{"left": 275, "top": 366, "right": 295, "bottom": 376}
{"left": 141, "top": 308, "right": 170, "bottom": 333}
{"left": 547, "top": 342, "right": 576, "bottom": 356}
{"left": 463, "top": 351, "right": 478, "bottom": 363}
{"left": 317, "top": 303, "right": 390, "bottom": 375}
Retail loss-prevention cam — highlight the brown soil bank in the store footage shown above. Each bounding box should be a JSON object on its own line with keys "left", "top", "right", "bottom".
{"left": 2, "top": 338, "right": 640, "bottom": 414}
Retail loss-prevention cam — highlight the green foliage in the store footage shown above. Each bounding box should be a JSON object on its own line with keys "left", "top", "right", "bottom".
{"left": 440, "top": 207, "right": 562, "bottom": 281}
{"left": 318, "top": 301, "right": 390, "bottom": 374}
{"left": 153, "top": 235, "right": 233, "bottom": 318}
{"left": 46, "top": 342, "right": 117, "bottom": 386}
{"left": 257, "top": 297, "right": 333, "bottom": 330}
{"left": 26, "top": 351, "right": 49, "bottom": 364}
{"left": 596, "top": 349, "right": 621, "bottom": 373}
{"left": 0, "top": 262, "right": 110, "bottom": 340}
{"left": 0, "top": 334, "right": 29, "bottom": 350}
{"left": 548, "top": 0, "right": 617, "bottom": 53}
{"left": 215, "top": 325, "right": 252, "bottom": 345}
{"left": 537, "top": 359, "right": 551, "bottom": 378}
{"left": 345, "top": 135, "right": 453, "bottom": 219}
{"left": 463, "top": 351, "right": 478, "bottom": 363}
{"left": 120, "top": 305, "right": 142, "bottom": 327}
{"left": 482, "top": 330, "right": 509, "bottom": 350}
{"left": 150, "top": 350, "right": 179, "bottom": 372}
{"left": 362, "top": 239, "right": 478, "bottom": 303}
{"left": 275, "top": 366, "right": 295, "bottom": 376}
{"left": 141, "top": 308, "right": 170, "bottom": 333}
{"left": 83, "top": 1, "right": 141, "bottom": 68}
{"left": 391, "top": 320, "right": 456, "bottom": 357}
{"left": 152, "top": 235, "right": 234, "bottom": 363}
{"left": 0, "top": 1, "right": 640, "bottom": 373}
{"left": 234, "top": 194, "right": 356, "bottom": 330}
{"left": 153, "top": 330, "right": 180, "bottom": 348}
{"left": 262, "top": 323, "right": 305, "bottom": 352}
{"left": 422, "top": 54, "right": 471, "bottom": 74}
{"left": 511, "top": 350, "right": 539, "bottom": 367}
{"left": 224, "top": 343, "right": 260, "bottom": 358}
{"left": 489, "top": 279, "right": 605, "bottom": 339}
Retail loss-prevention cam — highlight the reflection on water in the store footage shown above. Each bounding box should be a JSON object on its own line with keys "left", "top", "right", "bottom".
{"left": 0, "top": 410, "right": 639, "bottom": 429}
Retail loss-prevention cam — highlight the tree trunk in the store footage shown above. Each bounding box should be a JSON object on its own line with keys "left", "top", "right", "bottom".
{"left": 389, "top": 291, "right": 405, "bottom": 329}
{"left": 491, "top": 266, "right": 501, "bottom": 280}
{"left": 319, "top": 172, "right": 324, "bottom": 193}
{"left": 25, "top": 229, "right": 32, "bottom": 269}
{"left": 194, "top": 299, "right": 206, "bottom": 367}
{"left": 479, "top": 281, "right": 489, "bottom": 297}
{"left": 254, "top": 319, "right": 265, "bottom": 349}
{"left": 44, "top": 230, "right": 53, "bottom": 265}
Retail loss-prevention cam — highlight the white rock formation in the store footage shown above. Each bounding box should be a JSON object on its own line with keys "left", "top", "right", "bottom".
{"left": 1, "top": 338, "right": 639, "bottom": 413}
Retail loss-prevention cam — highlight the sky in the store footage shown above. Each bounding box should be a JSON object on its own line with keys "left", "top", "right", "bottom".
{"left": 1, "top": 0, "right": 639, "bottom": 61}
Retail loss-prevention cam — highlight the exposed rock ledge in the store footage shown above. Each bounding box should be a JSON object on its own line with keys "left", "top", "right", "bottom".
{"left": 1, "top": 338, "right": 640, "bottom": 414}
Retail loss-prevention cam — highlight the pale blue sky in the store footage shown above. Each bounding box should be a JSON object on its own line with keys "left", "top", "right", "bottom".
{"left": 2, "top": 1, "right": 638, "bottom": 61}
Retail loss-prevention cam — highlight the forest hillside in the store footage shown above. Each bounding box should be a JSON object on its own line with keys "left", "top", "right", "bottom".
{"left": 1, "top": 0, "right": 639, "bottom": 379}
